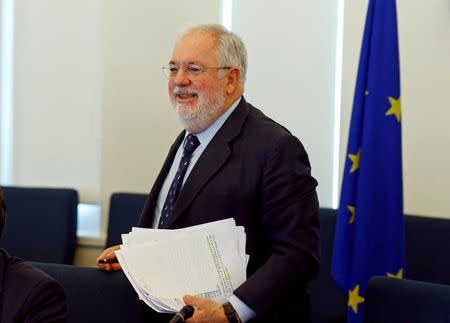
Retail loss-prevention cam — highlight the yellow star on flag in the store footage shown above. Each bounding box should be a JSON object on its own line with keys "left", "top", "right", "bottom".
{"left": 348, "top": 205, "right": 356, "bottom": 224}
{"left": 385, "top": 96, "right": 401, "bottom": 122}
{"left": 348, "top": 284, "right": 365, "bottom": 314}
{"left": 348, "top": 148, "right": 361, "bottom": 173}
{"left": 387, "top": 268, "right": 404, "bottom": 279}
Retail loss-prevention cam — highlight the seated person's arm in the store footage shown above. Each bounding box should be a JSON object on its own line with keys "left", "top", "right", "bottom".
{"left": 23, "top": 278, "right": 67, "bottom": 323}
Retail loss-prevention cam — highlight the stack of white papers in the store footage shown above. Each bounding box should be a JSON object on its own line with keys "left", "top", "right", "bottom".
{"left": 116, "top": 218, "right": 249, "bottom": 313}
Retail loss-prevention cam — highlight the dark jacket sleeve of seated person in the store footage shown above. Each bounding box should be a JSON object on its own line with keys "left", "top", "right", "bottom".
{"left": 0, "top": 249, "right": 67, "bottom": 323}
{"left": 138, "top": 98, "right": 320, "bottom": 322}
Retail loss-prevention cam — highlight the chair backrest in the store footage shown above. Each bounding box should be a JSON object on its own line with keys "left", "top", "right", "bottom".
{"left": 1, "top": 186, "right": 78, "bottom": 264}
{"left": 30, "top": 262, "right": 143, "bottom": 323}
{"left": 405, "top": 214, "right": 450, "bottom": 285}
{"left": 310, "top": 208, "right": 347, "bottom": 323}
{"left": 366, "top": 276, "right": 450, "bottom": 323}
{"left": 106, "top": 192, "right": 148, "bottom": 247}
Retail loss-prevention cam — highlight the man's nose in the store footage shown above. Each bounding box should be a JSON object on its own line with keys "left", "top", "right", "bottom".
{"left": 173, "top": 69, "right": 191, "bottom": 86}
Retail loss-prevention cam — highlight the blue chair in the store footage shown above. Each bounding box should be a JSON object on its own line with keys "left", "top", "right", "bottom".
{"left": 366, "top": 276, "right": 450, "bottom": 323}
{"left": 405, "top": 214, "right": 450, "bottom": 285}
{"left": 310, "top": 208, "right": 346, "bottom": 323}
{"left": 1, "top": 186, "right": 78, "bottom": 264}
{"left": 30, "top": 262, "right": 143, "bottom": 323}
{"left": 106, "top": 192, "right": 148, "bottom": 247}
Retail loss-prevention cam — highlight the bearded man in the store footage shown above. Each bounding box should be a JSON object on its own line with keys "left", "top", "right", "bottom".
{"left": 98, "top": 24, "right": 320, "bottom": 323}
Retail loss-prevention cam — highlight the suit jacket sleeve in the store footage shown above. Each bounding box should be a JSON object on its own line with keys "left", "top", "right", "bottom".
{"left": 22, "top": 277, "right": 67, "bottom": 323}
{"left": 233, "top": 133, "right": 320, "bottom": 317}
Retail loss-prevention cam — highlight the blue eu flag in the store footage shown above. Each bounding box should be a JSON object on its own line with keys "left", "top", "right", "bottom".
{"left": 331, "top": 0, "right": 405, "bottom": 322}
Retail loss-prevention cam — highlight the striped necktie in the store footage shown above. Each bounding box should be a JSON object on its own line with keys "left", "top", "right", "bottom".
{"left": 158, "top": 134, "right": 200, "bottom": 228}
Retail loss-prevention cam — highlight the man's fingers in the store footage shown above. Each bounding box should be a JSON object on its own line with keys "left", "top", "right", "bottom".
{"left": 183, "top": 296, "right": 227, "bottom": 323}
{"left": 97, "top": 245, "right": 120, "bottom": 260}
{"left": 97, "top": 250, "right": 110, "bottom": 262}
{"left": 183, "top": 295, "right": 210, "bottom": 307}
{"left": 183, "top": 295, "right": 202, "bottom": 306}
{"left": 97, "top": 245, "right": 121, "bottom": 270}
{"left": 97, "top": 260, "right": 122, "bottom": 271}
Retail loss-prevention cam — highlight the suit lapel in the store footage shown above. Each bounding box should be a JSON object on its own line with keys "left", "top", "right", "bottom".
{"left": 167, "top": 98, "right": 250, "bottom": 227}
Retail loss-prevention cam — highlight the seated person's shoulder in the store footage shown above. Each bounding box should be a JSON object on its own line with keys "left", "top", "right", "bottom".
{"left": 5, "top": 256, "right": 62, "bottom": 294}
{"left": 1, "top": 250, "right": 67, "bottom": 322}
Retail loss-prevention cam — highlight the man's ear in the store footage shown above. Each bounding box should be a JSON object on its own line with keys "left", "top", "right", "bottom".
{"left": 225, "top": 68, "right": 241, "bottom": 94}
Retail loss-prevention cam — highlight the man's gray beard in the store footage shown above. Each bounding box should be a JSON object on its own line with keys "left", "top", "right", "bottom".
{"left": 172, "top": 91, "right": 227, "bottom": 134}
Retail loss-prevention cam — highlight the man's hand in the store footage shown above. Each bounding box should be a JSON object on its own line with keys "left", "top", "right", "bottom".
{"left": 96, "top": 245, "right": 122, "bottom": 271}
{"left": 183, "top": 295, "right": 229, "bottom": 323}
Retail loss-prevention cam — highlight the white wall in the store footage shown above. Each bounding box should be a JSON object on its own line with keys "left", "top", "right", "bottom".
{"left": 232, "top": 1, "right": 339, "bottom": 208}
{"left": 0, "top": 1, "right": 5, "bottom": 173}
{"left": 0, "top": 0, "right": 14, "bottom": 184}
{"left": 340, "top": 0, "right": 450, "bottom": 218}
{"left": 12, "top": 0, "right": 103, "bottom": 202}
{"left": 100, "top": 0, "right": 222, "bottom": 231}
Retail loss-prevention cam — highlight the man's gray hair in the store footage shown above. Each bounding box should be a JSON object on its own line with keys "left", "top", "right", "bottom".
{"left": 178, "top": 24, "right": 248, "bottom": 86}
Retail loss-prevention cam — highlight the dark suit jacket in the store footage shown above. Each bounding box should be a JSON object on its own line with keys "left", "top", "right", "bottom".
{"left": 0, "top": 249, "right": 67, "bottom": 323}
{"left": 138, "top": 98, "right": 320, "bottom": 322}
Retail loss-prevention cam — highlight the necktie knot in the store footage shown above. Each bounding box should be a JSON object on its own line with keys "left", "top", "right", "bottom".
{"left": 183, "top": 134, "right": 200, "bottom": 155}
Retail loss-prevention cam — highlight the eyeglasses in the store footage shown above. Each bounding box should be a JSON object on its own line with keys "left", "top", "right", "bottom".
{"left": 162, "top": 64, "right": 231, "bottom": 78}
